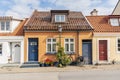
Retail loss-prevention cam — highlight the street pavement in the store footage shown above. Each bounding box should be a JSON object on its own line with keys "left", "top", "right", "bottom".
{"left": 0, "top": 69, "right": 120, "bottom": 80}
{"left": 59, "top": 70, "right": 120, "bottom": 80}
{"left": 0, "top": 72, "right": 59, "bottom": 80}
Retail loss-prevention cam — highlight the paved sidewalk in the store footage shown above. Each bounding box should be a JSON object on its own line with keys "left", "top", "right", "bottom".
{"left": 0, "top": 64, "right": 120, "bottom": 73}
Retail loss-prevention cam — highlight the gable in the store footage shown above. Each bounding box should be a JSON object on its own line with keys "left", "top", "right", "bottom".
{"left": 112, "top": 0, "right": 120, "bottom": 15}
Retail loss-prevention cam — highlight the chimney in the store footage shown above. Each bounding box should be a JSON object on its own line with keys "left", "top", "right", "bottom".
{"left": 90, "top": 9, "right": 98, "bottom": 16}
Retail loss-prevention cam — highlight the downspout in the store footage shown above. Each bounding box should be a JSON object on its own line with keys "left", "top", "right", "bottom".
{"left": 77, "top": 31, "right": 80, "bottom": 58}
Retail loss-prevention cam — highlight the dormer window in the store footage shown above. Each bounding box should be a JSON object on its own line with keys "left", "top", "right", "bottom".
{"left": 0, "top": 21, "right": 10, "bottom": 31}
{"left": 55, "top": 15, "right": 65, "bottom": 22}
{"left": 110, "top": 18, "right": 119, "bottom": 26}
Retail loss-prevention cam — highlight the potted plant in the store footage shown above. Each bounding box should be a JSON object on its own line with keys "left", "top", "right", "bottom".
{"left": 44, "top": 58, "right": 53, "bottom": 67}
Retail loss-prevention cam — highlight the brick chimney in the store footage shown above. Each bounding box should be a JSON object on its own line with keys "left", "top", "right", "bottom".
{"left": 90, "top": 9, "right": 98, "bottom": 16}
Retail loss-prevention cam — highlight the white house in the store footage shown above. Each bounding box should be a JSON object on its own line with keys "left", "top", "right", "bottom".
{"left": 0, "top": 16, "right": 27, "bottom": 64}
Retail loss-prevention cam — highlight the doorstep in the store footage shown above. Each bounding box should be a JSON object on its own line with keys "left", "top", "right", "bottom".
{"left": 20, "top": 61, "right": 40, "bottom": 68}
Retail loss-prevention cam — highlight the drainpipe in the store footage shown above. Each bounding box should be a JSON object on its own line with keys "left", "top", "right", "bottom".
{"left": 77, "top": 31, "right": 80, "bottom": 57}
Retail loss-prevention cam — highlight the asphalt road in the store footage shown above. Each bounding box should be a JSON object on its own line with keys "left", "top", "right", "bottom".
{"left": 0, "top": 70, "right": 120, "bottom": 80}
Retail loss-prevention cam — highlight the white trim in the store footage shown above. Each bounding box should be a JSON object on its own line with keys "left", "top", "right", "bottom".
{"left": 84, "top": 15, "right": 94, "bottom": 29}
{"left": 64, "top": 38, "right": 75, "bottom": 54}
{"left": 94, "top": 33, "right": 120, "bottom": 37}
{"left": 55, "top": 15, "right": 65, "bottom": 22}
{"left": 97, "top": 38, "right": 110, "bottom": 63}
{"left": 0, "top": 36, "right": 23, "bottom": 40}
{"left": 0, "top": 20, "right": 11, "bottom": 32}
{"left": 46, "top": 38, "right": 56, "bottom": 54}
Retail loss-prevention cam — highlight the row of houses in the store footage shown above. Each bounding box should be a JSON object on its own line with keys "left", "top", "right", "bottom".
{"left": 0, "top": 1, "right": 120, "bottom": 65}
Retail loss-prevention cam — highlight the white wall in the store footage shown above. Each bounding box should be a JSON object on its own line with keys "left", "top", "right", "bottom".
{"left": 0, "top": 36, "right": 24, "bottom": 64}
{"left": 11, "top": 20, "right": 21, "bottom": 32}
{"left": 0, "top": 42, "right": 10, "bottom": 64}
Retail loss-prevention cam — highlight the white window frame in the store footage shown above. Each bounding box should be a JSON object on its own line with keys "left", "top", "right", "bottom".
{"left": 55, "top": 15, "right": 65, "bottom": 22}
{"left": 64, "top": 38, "right": 75, "bottom": 54}
{"left": 46, "top": 38, "right": 56, "bottom": 54}
{"left": 0, "top": 44, "right": 2, "bottom": 55}
{"left": 0, "top": 21, "right": 11, "bottom": 31}
{"left": 116, "top": 37, "right": 120, "bottom": 53}
{"left": 110, "top": 18, "right": 119, "bottom": 26}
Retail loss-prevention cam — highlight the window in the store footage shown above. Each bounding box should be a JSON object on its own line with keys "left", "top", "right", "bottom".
{"left": 1, "top": 21, "right": 5, "bottom": 30}
{"left": 6, "top": 21, "right": 10, "bottom": 30}
{"left": 46, "top": 38, "right": 56, "bottom": 54}
{"left": 117, "top": 38, "right": 120, "bottom": 52}
{"left": 110, "top": 18, "right": 119, "bottom": 26}
{"left": 55, "top": 15, "right": 65, "bottom": 22}
{"left": 65, "top": 38, "right": 75, "bottom": 54}
{"left": 0, "top": 44, "right": 2, "bottom": 55}
{"left": 0, "top": 21, "right": 10, "bottom": 31}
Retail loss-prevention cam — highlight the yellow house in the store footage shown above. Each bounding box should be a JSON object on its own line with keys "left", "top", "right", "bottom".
{"left": 87, "top": 13, "right": 120, "bottom": 64}
{"left": 23, "top": 10, "right": 93, "bottom": 64}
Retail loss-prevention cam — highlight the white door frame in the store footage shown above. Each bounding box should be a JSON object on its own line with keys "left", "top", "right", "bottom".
{"left": 97, "top": 38, "right": 110, "bottom": 63}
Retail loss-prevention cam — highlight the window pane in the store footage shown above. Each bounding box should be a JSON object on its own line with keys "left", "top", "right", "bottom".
{"left": 65, "top": 44, "right": 69, "bottom": 51}
{"left": 52, "top": 44, "right": 56, "bottom": 52}
{"left": 65, "top": 39, "right": 69, "bottom": 42}
{"left": 47, "top": 39, "right": 51, "bottom": 42}
{"left": 1, "top": 22, "right": 5, "bottom": 30}
{"left": 6, "top": 21, "right": 10, "bottom": 30}
{"left": 0, "top": 44, "right": 2, "bottom": 55}
{"left": 118, "top": 39, "right": 120, "bottom": 43}
{"left": 53, "top": 39, "right": 56, "bottom": 42}
{"left": 70, "top": 39, "right": 74, "bottom": 42}
{"left": 61, "top": 15, "right": 65, "bottom": 22}
{"left": 70, "top": 44, "right": 74, "bottom": 51}
{"left": 47, "top": 44, "right": 51, "bottom": 52}
{"left": 110, "top": 18, "right": 119, "bottom": 26}
{"left": 55, "top": 15, "right": 60, "bottom": 22}
{"left": 118, "top": 47, "right": 120, "bottom": 51}
{"left": 118, "top": 44, "right": 120, "bottom": 47}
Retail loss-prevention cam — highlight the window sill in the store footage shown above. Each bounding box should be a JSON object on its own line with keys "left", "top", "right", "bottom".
{"left": 45, "top": 52, "right": 56, "bottom": 55}
{"left": 65, "top": 52, "right": 75, "bottom": 54}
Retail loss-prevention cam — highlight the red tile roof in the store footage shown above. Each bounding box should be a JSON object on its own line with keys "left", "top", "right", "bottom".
{"left": 24, "top": 10, "right": 93, "bottom": 31}
{"left": 86, "top": 16, "right": 120, "bottom": 32}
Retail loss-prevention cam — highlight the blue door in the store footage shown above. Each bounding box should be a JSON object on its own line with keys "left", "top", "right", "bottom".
{"left": 82, "top": 40, "right": 92, "bottom": 64}
{"left": 28, "top": 38, "right": 38, "bottom": 61}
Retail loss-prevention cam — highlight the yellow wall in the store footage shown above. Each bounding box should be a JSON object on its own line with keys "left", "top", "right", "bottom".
{"left": 24, "top": 31, "right": 92, "bottom": 62}
{"left": 93, "top": 36, "right": 120, "bottom": 64}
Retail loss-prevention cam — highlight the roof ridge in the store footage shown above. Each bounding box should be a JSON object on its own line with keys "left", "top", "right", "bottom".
{"left": 86, "top": 15, "right": 108, "bottom": 17}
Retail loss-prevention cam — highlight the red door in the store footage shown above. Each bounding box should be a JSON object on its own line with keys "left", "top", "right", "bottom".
{"left": 99, "top": 40, "right": 107, "bottom": 61}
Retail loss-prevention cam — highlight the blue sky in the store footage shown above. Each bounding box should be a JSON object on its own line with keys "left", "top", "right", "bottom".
{"left": 0, "top": 0, "right": 119, "bottom": 19}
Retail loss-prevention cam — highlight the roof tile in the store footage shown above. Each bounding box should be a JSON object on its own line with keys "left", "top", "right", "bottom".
{"left": 86, "top": 16, "right": 120, "bottom": 32}
{"left": 25, "top": 10, "right": 93, "bottom": 31}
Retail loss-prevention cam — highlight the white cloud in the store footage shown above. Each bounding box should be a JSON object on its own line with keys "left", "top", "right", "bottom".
{"left": 46, "top": 0, "right": 117, "bottom": 15}
{"left": 4, "top": 0, "right": 48, "bottom": 19}
{"left": 0, "top": 0, "right": 119, "bottom": 18}
{"left": 107, "top": 0, "right": 118, "bottom": 6}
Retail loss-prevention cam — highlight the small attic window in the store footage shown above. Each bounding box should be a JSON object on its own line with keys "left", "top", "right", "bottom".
{"left": 0, "top": 21, "right": 10, "bottom": 31}
{"left": 110, "top": 18, "right": 119, "bottom": 26}
{"left": 55, "top": 15, "right": 65, "bottom": 22}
